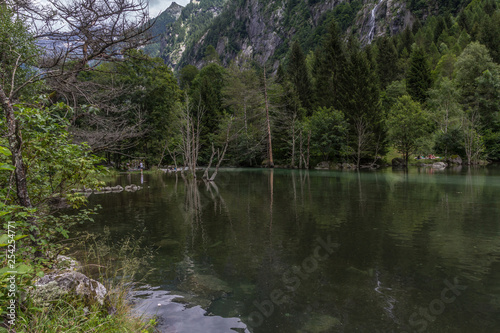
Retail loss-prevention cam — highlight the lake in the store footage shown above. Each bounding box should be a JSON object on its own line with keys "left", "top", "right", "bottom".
{"left": 76, "top": 167, "right": 500, "bottom": 333}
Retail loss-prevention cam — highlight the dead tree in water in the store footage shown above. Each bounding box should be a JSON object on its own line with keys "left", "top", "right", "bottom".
{"left": 263, "top": 68, "right": 274, "bottom": 168}
{"left": 203, "top": 116, "right": 233, "bottom": 181}
{"left": 177, "top": 97, "right": 204, "bottom": 178}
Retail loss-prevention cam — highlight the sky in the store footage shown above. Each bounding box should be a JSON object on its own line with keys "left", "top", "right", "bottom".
{"left": 149, "top": 0, "right": 190, "bottom": 18}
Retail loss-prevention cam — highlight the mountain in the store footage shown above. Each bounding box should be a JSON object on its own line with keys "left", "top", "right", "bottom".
{"left": 145, "top": 2, "right": 184, "bottom": 58}
{"left": 147, "top": 0, "right": 474, "bottom": 71}
{"left": 145, "top": 0, "right": 227, "bottom": 69}
{"left": 175, "top": 0, "right": 417, "bottom": 70}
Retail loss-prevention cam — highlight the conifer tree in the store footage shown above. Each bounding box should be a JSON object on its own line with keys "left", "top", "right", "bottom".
{"left": 338, "top": 40, "right": 382, "bottom": 167}
{"left": 312, "top": 21, "right": 346, "bottom": 109}
{"left": 478, "top": 11, "right": 500, "bottom": 63}
{"left": 287, "top": 41, "right": 312, "bottom": 111}
{"left": 376, "top": 37, "right": 400, "bottom": 89}
{"left": 407, "top": 47, "right": 432, "bottom": 104}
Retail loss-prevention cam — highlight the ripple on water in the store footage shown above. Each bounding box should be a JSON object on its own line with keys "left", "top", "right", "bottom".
{"left": 131, "top": 287, "right": 249, "bottom": 333}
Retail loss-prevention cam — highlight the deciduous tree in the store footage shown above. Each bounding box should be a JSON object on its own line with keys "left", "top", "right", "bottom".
{"left": 386, "top": 95, "right": 430, "bottom": 166}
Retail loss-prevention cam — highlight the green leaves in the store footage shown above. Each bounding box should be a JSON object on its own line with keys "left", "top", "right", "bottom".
{"left": 0, "top": 146, "right": 14, "bottom": 171}
{"left": 0, "top": 234, "right": 28, "bottom": 246}
{"left": 0, "top": 146, "right": 12, "bottom": 156}
{"left": 386, "top": 95, "right": 431, "bottom": 163}
{"left": 0, "top": 163, "right": 15, "bottom": 171}
{"left": 0, "top": 263, "right": 32, "bottom": 276}
{"left": 308, "top": 107, "right": 349, "bottom": 161}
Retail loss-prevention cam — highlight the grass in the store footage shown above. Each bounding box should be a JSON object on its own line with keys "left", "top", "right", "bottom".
{"left": 14, "top": 299, "right": 158, "bottom": 333}
{"left": 10, "top": 231, "right": 158, "bottom": 333}
{"left": 383, "top": 146, "right": 401, "bottom": 164}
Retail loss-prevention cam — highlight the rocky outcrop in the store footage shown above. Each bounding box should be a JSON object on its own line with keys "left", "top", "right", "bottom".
{"left": 446, "top": 155, "right": 463, "bottom": 165}
{"left": 31, "top": 256, "right": 108, "bottom": 308}
{"left": 357, "top": 0, "right": 415, "bottom": 45}
{"left": 392, "top": 157, "right": 406, "bottom": 166}
{"left": 72, "top": 184, "right": 143, "bottom": 194}
{"left": 432, "top": 162, "right": 447, "bottom": 169}
{"left": 315, "top": 161, "right": 331, "bottom": 170}
{"left": 147, "top": 0, "right": 460, "bottom": 70}
{"left": 33, "top": 272, "right": 107, "bottom": 306}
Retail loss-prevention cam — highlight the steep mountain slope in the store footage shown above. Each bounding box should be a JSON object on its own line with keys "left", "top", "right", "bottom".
{"left": 145, "top": 2, "right": 184, "bottom": 57}
{"left": 146, "top": 0, "right": 227, "bottom": 69}
{"left": 148, "top": 0, "right": 474, "bottom": 71}
{"left": 176, "top": 0, "right": 417, "bottom": 69}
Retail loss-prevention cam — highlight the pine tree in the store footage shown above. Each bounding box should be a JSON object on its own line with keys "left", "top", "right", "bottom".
{"left": 478, "top": 11, "right": 500, "bottom": 63}
{"left": 398, "top": 26, "right": 414, "bottom": 55}
{"left": 407, "top": 47, "right": 432, "bottom": 104}
{"left": 338, "top": 40, "right": 382, "bottom": 167}
{"left": 376, "top": 37, "right": 400, "bottom": 89}
{"left": 312, "top": 21, "right": 346, "bottom": 109}
{"left": 287, "top": 41, "right": 313, "bottom": 111}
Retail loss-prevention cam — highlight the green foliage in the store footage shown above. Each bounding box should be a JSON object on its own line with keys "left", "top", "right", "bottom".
{"left": 86, "top": 51, "right": 181, "bottom": 167}
{"left": 386, "top": 95, "right": 431, "bottom": 164}
{"left": 454, "top": 41, "right": 499, "bottom": 108}
{"left": 312, "top": 21, "right": 347, "bottom": 109}
{"left": 433, "top": 128, "right": 465, "bottom": 157}
{"left": 427, "top": 77, "right": 463, "bottom": 134}
{"left": 287, "top": 41, "right": 312, "bottom": 110}
{"left": 376, "top": 37, "right": 401, "bottom": 89}
{"left": 307, "top": 107, "right": 349, "bottom": 162}
{"left": 222, "top": 62, "right": 265, "bottom": 166}
{"left": 190, "top": 63, "right": 227, "bottom": 146}
{"left": 12, "top": 105, "right": 104, "bottom": 208}
{"left": 179, "top": 65, "right": 199, "bottom": 90}
{"left": 10, "top": 231, "right": 158, "bottom": 333}
{"left": 0, "top": 5, "right": 40, "bottom": 97}
{"left": 407, "top": 47, "right": 432, "bottom": 104}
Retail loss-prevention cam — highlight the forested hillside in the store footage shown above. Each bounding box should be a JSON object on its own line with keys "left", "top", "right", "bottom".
{"left": 148, "top": 0, "right": 484, "bottom": 71}
{"left": 146, "top": 0, "right": 227, "bottom": 69}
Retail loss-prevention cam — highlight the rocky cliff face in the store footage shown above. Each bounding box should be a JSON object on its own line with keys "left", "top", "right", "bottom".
{"left": 146, "top": 0, "right": 227, "bottom": 68}
{"left": 148, "top": 0, "right": 427, "bottom": 70}
{"left": 148, "top": 2, "right": 184, "bottom": 44}
{"left": 356, "top": 0, "right": 415, "bottom": 45}
{"left": 174, "top": 0, "right": 417, "bottom": 70}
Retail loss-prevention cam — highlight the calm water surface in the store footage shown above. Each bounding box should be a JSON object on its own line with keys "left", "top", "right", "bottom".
{"left": 77, "top": 167, "right": 500, "bottom": 333}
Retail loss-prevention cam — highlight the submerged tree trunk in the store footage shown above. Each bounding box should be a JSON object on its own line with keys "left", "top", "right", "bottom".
{"left": 306, "top": 129, "right": 311, "bottom": 169}
{"left": 299, "top": 129, "right": 303, "bottom": 169}
{"left": 263, "top": 68, "right": 274, "bottom": 168}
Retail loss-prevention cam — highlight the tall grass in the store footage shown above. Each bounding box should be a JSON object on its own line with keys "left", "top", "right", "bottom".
{"left": 14, "top": 229, "right": 158, "bottom": 333}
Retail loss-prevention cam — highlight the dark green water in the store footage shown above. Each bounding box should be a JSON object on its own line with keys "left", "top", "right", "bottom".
{"left": 79, "top": 167, "right": 500, "bottom": 333}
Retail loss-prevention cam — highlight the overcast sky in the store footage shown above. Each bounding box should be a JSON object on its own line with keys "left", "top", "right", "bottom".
{"left": 149, "top": 0, "right": 190, "bottom": 18}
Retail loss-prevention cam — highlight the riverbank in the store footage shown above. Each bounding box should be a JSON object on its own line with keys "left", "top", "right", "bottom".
{"left": 1, "top": 240, "right": 158, "bottom": 333}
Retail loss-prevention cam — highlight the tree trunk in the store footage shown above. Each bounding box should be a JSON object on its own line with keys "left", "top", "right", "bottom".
{"left": 291, "top": 121, "right": 296, "bottom": 168}
{"left": 203, "top": 144, "right": 217, "bottom": 180}
{"left": 299, "top": 129, "right": 303, "bottom": 169}
{"left": 306, "top": 130, "right": 311, "bottom": 169}
{"left": 0, "top": 86, "right": 40, "bottom": 242}
{"left": 263, "top": 68, "right": 274, "bottom": 168}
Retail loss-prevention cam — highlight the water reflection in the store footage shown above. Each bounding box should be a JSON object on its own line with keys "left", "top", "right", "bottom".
{"left": 81, "top": 167, "right": 500, "bottom": 333}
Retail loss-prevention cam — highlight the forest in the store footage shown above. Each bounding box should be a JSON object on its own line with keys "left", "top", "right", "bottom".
{"left": 114, "top": 0, "right": 500, "bottom": 170}
{"left": 0, "top": 0, "right": 499, "bottom": 330}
